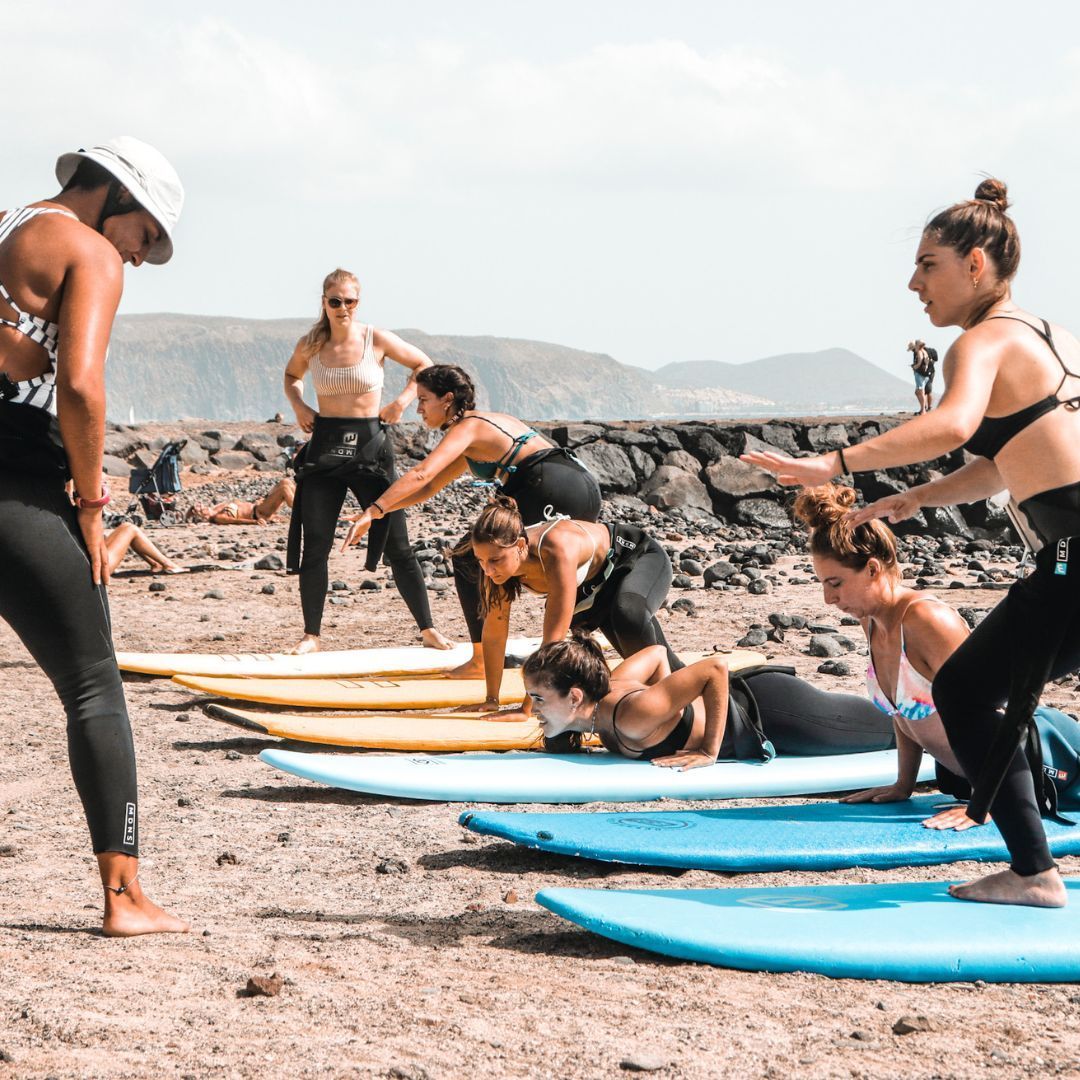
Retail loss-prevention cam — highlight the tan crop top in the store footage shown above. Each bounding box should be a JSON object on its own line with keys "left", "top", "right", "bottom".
{"left": 309, "top": 324, "right": 384, "bottom": 397}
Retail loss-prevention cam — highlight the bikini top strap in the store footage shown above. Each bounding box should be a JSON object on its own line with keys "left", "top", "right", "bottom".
{"left": 533, "top": 518, "right": 595, "bottom": 577}
{"left": 609, "top": 687, "right": 647, "bottom": 756}
{"left": 469, "top": 413, "right": 516, "bottom": 440}
{"left": 987, "top": 315, "right": 1080, "bottom": 394}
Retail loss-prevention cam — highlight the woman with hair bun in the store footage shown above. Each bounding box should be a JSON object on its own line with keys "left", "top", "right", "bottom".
{"left": 523, "top": 631, "right": 895, "bottom": 766}
{"left": 748, "top": 179, "right": 1080, "bottom": 907}
{"left": 341, "top": 364, "right": 601, "bottom": 675}
{"left": 282, "top": 269, "right": 453, "bottom": 655}
{"left": 465, "top": 496, "right": 674, "bottom": 715}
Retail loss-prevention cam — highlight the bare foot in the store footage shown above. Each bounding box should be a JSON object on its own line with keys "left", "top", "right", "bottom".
{"left": 421, "top": 628, "right": 456, "bottom": 651}
{"left": 102, "top": 879, "right": 190, "bottom": 937}
{"left": 290, "top": 634, "right": 320, "bottom": 655}
{"left": 949, "top": 866, "right": 1067, "bottom": 908}
{"left": 448, "top": 659, "right": 484, "bottom": 679}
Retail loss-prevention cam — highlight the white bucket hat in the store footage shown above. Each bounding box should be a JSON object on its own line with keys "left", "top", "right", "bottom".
{"left": 55, "top": 136, "right": 183, "bottom": 264}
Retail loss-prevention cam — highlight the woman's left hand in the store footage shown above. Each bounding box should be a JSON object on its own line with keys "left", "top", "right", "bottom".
{"left": 479, "top": 708, "right": 532, "bottom": 723}
{"left": 739, "top": 450, "right": 837, "bottom": 488}
{"left": 341, "top": 511, "right": 374, "bottom": 551}
{"left": 379, "top": 400, "right": 406, "bottom": 425}
{"left": 922, "top": 804, "right": 988, "bottom": 831}
{"left": 649, "top": 749, "right": 718, "bottom": 771}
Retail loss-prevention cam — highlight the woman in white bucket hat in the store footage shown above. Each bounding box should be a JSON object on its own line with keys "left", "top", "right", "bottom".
{"left": 0, "top": 137, "right": 188, "bottom": 935}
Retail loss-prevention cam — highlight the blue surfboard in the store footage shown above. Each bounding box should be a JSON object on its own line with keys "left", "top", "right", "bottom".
{"left": 461, "top": 795, "right": 1080, "bottom": 871}
{"left": 536, "top": 880, "right": 1080, "bottom": 982}
{"left": 259, "top": 747, "right": 934, "bottom": 804}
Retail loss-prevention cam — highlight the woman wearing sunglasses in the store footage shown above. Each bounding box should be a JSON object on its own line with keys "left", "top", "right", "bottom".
{"left": 0, "top": 137, "right": 188, "bottom": 935}
{"left": 283, "top": 268, "right": 453, "bottom": 655}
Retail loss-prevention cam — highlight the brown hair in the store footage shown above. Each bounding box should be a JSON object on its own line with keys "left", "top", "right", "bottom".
{"left": 301, "top": 269, "right": 360, "bottom": 357}
{"left": 464, "top": 495, "right": 527, "bottom": 613}
{"left": 792, "top": 484, "right": 899, "bottom": 575}
{"left": 925, "top": 178, "right": 1019, "bottom": 322}
{"left": 523, "top": 630, "right": 610, "bottom": 753}
{"left": 416, "top": 365, "right": 476, "bottom": 427}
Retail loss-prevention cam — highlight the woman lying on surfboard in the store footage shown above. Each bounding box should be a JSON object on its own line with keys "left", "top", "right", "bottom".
{"left": 793, "top": 485, "right": 1080, "bottom": 843}
{"left": 340, "top": 364, "right": 600, "bottom": 678}
{"left": 521, "top": 632, "right": 895, "bottom": 767}
{"left": 466, "top": 496, "right": 676, "bottom": 716}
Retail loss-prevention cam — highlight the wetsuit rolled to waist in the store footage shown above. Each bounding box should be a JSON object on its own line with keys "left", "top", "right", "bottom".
{"left": 287, "top": 416, "right": 393, "bottom": 574}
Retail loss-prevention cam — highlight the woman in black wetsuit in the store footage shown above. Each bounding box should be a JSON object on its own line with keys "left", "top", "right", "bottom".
{"left": 745, "top": 178, "right": 1080, "bottom": 908}
{"left": 522, "top": 633, "right": 895, "bottom": 765}
{"left": 465, "top": 495, "right": 676, "bottom": 716}
{"left": 341, "top": 364, "right": 600, "bottom": 676}
{"left": 282, "top": 269, "right": 454, "bottom": 655}
{"left": 0, "top": 137, "right": 187, "bottom": 935}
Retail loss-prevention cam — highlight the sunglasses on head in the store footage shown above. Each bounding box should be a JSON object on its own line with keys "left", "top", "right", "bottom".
{"left": 324, "top": 296, "right": 359, "bottom": 309}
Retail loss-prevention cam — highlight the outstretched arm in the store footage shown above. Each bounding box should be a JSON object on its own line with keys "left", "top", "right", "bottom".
{"left": 376, "top": 330, "right": 432, "bottom": 424}
{"left": 742, "top": 338, "right": 998, "bottom": 485}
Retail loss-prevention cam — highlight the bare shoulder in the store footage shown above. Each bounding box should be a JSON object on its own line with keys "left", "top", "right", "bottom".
{"left": 904, "top": 597, "right": 968, "bottom": 649}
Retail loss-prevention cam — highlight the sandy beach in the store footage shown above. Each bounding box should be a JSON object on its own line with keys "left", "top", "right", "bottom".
{"left": 2, "top": 459, "right": 1080, "bottom": 1080}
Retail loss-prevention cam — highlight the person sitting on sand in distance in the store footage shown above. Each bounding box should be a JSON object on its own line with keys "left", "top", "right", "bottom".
{"left": 744, "top": 178, "right": 1080, "bottom": 909}
{"left": 187, "top": 475, "right": 295, "bottom": 526}
{"left": 340, "top": 364, "right": 601, "bottom": 676}
{"left": 0, "top": 137, "right": 189, "bottom": 935}
{"left": 465, "top": 496, "right": 678, "bottom": 716}
{"left": 105, "top": 522, "right": 188, "bottom": 574}
{"left": 282, "top": 268, "right": 454, "bottom": 655}
{"left": 522, "top": 631, "right": 896, "bottom": 766}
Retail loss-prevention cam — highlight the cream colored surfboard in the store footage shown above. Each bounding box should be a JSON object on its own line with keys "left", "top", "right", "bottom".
{"left": 173, "top": 650, "right": 766, "bottom": 711}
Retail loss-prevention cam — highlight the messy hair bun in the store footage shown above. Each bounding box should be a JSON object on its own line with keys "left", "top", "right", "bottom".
{"left": 792, "top": 484, "right": 898, "bottom": 574}
{"left": 973, "top": 177, "right": 1010, "bottom": 213}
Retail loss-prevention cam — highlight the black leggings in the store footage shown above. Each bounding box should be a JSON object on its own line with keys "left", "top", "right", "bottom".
{"left": 574, "top": 527, "right": 681, "bottom": 670}
{"left": 746, "top": 672, "right": 897, "bottom": 755}
{"left": 933, "top": 540, "right": 1080, "bottom": 876}
{"left": 299, "top": 466, "right": 433, "bottom": 637}
{"left": 453, "top": 451, "right": 601, "bottom": 642}
{"left": 0, "top": 470, "right": 138, "bottom": 855}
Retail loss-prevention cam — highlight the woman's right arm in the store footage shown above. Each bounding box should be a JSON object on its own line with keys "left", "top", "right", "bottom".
{"left": 284, "top": 342, "right": 316, "bottom": 433}
{"left": 55, "top": 234, "right": 124, "bottom": 586}
{"left": 480, "top": 598, "right": 512, "bottom": 709}
{"left": 840, "top": 725, "right": 923, "bottom": 802}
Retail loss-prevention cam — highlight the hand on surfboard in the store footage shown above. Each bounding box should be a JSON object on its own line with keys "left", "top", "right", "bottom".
{"left": 839, "top": 783, "right": 915, "bottom": 804}
{"left": 922, "top": 803, "right": 989, "bottom": 831}
{"left": 649, "top": 749, "right": 718, "bottom": 771}
{"left": 739, "top": 450, "right": 836, "bottom": 488}
{"left": 341, "top": 510, "right": 375, "bottom": 552}
{"left": 846, "top": 491, "right": 923, "bottom": 526}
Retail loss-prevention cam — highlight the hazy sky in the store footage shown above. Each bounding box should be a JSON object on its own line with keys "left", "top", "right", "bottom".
{"left": 5, "top": 1, "right": 1080, "bottom": 375}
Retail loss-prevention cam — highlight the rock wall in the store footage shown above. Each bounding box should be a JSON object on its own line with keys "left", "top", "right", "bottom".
{"left": 102, "top": 414, "right": 1009, "bottom": 542}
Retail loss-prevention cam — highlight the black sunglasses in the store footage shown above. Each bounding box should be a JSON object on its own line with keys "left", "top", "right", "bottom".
{"left": 324, "top": 296, "right": 359, "bottom": 309}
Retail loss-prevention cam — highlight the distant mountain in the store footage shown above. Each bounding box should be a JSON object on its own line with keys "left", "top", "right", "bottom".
{"left": 104, "top": 314, "right": 903, "bottom": 422}
{"left": 653, "top": 348, "right": 913, "bottom": 410}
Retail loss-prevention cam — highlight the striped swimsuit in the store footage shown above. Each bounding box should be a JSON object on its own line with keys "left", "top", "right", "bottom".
{"left": 308, "top": 324, "right": 384, "bottom": 397}
{"left": 0, "top": 206, "right": 78, "bottom": 415}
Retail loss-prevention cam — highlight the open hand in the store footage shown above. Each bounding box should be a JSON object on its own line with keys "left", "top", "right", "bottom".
{"left": 846, "top": 491, "right": 922, "bottom": 526}
{"left": 922, "top": 804, "right": 988, "bottom": 831}
{"left": 739, "top": 450, "right": 837, "bottom": 488}
{"left": 649, "top": 749, "right": 718, "bottom": 771}
{"left": 77, "top": 507, "right": 110, "bottom": 586}
{"left": 840, "top": 783, "right": 914, "bottom": 804}
{"left": 341, "top": 511, "right": 374, "bottom": 551}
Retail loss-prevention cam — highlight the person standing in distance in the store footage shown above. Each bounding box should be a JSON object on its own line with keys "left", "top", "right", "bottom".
{"left": 0, "top": 138, "right": 188, "bottom": 935}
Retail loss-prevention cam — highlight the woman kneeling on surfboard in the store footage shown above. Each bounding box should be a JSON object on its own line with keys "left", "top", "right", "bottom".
{"left": 746, "top": 179, "right": 1080, "bottom": 907}
{"left": 468, "top": 496, "right": 677, "bottom": 716}
{"left": 795, "top": 483, "right": 1080, "bottom": 818}
{"left": 340, "top": 364, "right": 601, "bottom": 678}
{"left": 0, "top": 138, "right": 187, "bottom": 935}
{"left": 521, "top": 632, "right": 895, "bottom": 767}
{"left": 283, "top": 268, "right": 454, "bottom": 656}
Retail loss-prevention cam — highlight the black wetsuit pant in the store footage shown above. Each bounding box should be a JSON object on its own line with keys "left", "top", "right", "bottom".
{"left": 298, "top": 419, "right": 433, "bottom": 637}
{"left": 453, "top": 449, "right": 601, "bottom": 642}
{"left": 572, "top": 525, "right": 681, "bottom": 670}
{"left": 933, "top": 536, "right": 1080, "bottom": 876}
{"left": 0, "top": 469, "right": 138, "bottom": 855}
{"left": 746, "top": 672, "right": 896, "bottom": 755}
